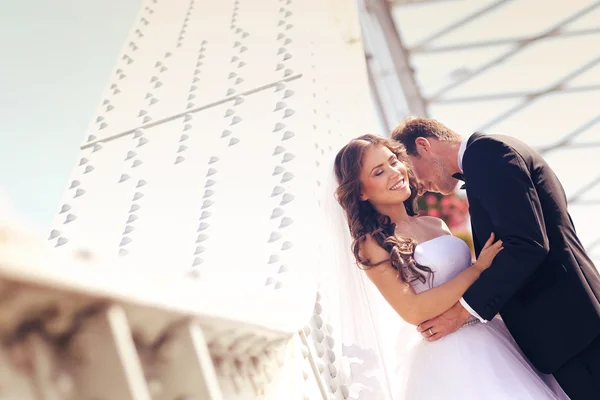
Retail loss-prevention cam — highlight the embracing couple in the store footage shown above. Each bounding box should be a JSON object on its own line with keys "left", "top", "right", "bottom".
{"left": 334, "top": 117, "right": 600, "bottom": 399}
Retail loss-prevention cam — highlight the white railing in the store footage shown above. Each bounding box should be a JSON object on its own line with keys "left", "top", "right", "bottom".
{"left": 0, "top": 216, "right": 321, "bottom": 399}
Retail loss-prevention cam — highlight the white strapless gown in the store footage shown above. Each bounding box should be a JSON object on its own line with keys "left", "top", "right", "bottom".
{"left": 395, "top": 235, "right": 569, "bottom": 400}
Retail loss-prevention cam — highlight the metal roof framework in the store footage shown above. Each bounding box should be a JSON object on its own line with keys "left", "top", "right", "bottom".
{"left": 362, "top": 0, "right": 600, "bottom": 262}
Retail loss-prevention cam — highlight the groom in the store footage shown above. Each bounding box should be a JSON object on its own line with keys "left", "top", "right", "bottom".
{"left": 392, "top": 117, "right": 600, "bottom": 399}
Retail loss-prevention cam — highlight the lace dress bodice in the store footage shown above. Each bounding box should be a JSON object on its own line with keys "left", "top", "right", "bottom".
{"left": 411, "top": 235, "right": 473, "bottom": 294}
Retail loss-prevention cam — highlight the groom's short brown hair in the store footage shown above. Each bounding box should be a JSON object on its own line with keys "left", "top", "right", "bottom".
{"left": 391, "top": 117, "right": 460, "bottom": 156}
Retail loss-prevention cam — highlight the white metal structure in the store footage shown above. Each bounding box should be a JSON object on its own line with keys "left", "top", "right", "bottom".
{"left": 0, "top": 0, "right": 381, "bottom": 398}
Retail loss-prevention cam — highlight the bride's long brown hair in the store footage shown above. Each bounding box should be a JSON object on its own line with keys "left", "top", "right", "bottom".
{"left": 334, "top": 134, "right": 433, "bottom": 284}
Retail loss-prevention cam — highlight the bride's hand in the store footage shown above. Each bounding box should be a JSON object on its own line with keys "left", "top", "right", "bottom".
{"left": 473, "top": 233, "right": 503, "bottom": 272}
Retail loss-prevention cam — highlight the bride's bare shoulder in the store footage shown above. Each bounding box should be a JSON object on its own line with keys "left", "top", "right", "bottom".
{"left": 416, "top": 215, "right": 451, "bottom": 234}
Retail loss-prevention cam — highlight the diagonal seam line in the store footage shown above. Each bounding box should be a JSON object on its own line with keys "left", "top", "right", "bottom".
{"left": 411, "top": 27, "right": 600, "bottom": 54}
{"left": 569, "top": 175, "right": 600, "bottom": 204}
{"left": 431, "top": 84, "right": 600, "bottom": 104}
{"left": 409, "top": 0, "right": 516, "bottom": 52}
{"left": 80, "top": 73, "right": 303, "bottom": 149}
{"left": 539, "top": 114, "right": 600, "bottom": 155}
{"left": 477, "top": 55, "right": 600, "bottom": 131}
{"left": 427, "top": 1, "right": 600, "bottom": 101}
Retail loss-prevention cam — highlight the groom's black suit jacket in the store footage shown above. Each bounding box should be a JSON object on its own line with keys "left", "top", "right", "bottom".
{"left": 462, "top": 133, "right": 600, "bottom": 374}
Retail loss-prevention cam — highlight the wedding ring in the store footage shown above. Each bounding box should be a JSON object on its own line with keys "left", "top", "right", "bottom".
{"left": 428, "top": 328, "right": 434, "bottom": 336}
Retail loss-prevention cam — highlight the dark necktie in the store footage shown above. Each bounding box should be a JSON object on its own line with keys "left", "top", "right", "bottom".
{"left": 452, "top": 172, "right": 467, "bottom": 190}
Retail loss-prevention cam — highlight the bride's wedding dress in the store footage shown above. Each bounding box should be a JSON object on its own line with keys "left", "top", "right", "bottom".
{"left": 395, "top": 235, "right": 568, "bottom": 399}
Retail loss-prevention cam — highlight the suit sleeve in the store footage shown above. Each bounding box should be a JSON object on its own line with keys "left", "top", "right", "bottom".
{"left": 462, "top": 139, "right": 549, "bottom": 320}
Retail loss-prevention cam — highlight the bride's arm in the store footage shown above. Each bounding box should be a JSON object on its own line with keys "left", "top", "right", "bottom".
{"left": 361, "top": 233, "right": 502, "bottom": 326}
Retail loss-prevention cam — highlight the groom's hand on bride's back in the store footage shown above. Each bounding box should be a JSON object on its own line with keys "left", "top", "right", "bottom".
{"left": 417, "top": 302, "right": 472, "bottom": 342}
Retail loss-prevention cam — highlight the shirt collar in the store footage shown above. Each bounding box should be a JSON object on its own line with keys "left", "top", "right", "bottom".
{"left": 457, "top": 133, "right": 472, "bottom": 172}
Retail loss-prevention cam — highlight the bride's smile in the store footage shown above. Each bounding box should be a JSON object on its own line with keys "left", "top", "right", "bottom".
{"left": 389, "top": 178, "right": 406, "bottom": 191}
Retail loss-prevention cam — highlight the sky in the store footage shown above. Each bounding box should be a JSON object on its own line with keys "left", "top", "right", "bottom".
{"left": 0, "top": 0, "right": 142, "bottom": 233}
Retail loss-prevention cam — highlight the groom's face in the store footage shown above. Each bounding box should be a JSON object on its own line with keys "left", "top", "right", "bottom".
{"left": 408, "top": 152, "right": 457, "bottom": 196}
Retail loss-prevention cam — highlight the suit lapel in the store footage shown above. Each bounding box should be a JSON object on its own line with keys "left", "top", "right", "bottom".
{"left": 464, "top": 132, "right": 485, "bottom": 256}
{"left": 460, "top": 132, "right": 484, "bottom": 190}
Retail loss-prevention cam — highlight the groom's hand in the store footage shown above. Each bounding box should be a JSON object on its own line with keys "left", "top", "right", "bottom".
{"left": 417, "top": 302, "right": 472, "bottom": 342}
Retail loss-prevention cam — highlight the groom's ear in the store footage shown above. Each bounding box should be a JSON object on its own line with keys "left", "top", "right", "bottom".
{"left": 414, "top": 137, "right": 431, "bottom": 155}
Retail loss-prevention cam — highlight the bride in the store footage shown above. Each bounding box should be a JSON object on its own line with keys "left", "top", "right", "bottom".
{"left": 333, "top": 134, "right": 568, "bottom": 399}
